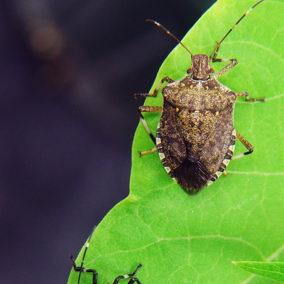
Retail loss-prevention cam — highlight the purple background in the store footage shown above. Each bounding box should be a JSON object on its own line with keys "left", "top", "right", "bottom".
{"left": 0, "top": 0, "right": 213, "bottom": 283}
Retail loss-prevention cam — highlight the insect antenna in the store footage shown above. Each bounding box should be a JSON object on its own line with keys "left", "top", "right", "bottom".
{"left": 210, "top": 0, "right": 266, "bottom": 59}
{"left": 146, "top": 19, "right": 193, "bottom": 56}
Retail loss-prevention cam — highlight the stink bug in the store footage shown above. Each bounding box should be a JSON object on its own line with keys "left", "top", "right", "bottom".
{"left": 135, "top": 0, "right": 266, "bottom": 194}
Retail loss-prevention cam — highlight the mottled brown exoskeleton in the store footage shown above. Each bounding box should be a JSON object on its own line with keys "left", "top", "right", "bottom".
{"left": 136, "top": 0, "right": 266, "bottom": 194}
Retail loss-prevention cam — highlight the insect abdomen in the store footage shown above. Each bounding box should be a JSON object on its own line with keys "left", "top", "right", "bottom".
{"left": 157, "top": 101, "right": 235, "bottom": 193}
{"left": 172, "top": 156, "right": 213, "bottom": 193}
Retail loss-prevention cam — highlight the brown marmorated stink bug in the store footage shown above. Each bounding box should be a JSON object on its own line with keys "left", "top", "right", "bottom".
{"left": 135, "top": 0, "right": 266, "bottom": 194}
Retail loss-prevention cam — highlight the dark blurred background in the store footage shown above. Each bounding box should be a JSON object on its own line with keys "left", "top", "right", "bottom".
{"left": 0, "top": 0, "right": 213, "bottom": 283}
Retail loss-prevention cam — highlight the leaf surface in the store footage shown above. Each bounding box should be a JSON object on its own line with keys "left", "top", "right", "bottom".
{"left": 68, "top": 0, "right": 284, "bottom": 283}
{"left": 234, "top": 261, "right": 284, "bottom": 282}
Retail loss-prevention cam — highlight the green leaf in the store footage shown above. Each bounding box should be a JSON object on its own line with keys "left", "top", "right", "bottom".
{"left": 233, "top": 261, "right": 284, "bottom": 282}
{"left": 68, "top": 0, "right": 284, "bottom": 283}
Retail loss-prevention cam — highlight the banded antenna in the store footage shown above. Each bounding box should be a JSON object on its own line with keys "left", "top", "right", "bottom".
{"left": 146, "top": 19, "right": 193, "bottom": 56}
{"left": 211, "top": 0, "right": 266, "bottom": 59}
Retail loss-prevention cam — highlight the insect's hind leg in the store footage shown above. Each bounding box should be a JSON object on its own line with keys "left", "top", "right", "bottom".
{"left": 237, "top": 92, "right": 265, "bottom": 103}
{"left": 232, "top": 132, "right": 254, "bottom": 160}
{"left": 113, "top": 264, "right": 142, "bottom": 284}
{"left": 133, "top": 76, "right": 173, "bottom": 99}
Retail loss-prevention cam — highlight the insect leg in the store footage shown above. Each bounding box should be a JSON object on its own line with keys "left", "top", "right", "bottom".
{"left": 138, "top": 104, "right": 162, "bottom": 155}
{"left": 133, "top": 76, "right": 173, "bottom": 99}
{"left": 112, "top": 264, "right": 142, "bottom": 284}
{"left": 140, "top": 146, "right": 157, "bottom": 157}
{"left": 232, "top": 132, "right": 254, "bottom": 160}
{"left": 138, "top": 106, "right": 162, "bottom": 143}
{"left": 236, "top": 92, "right": 265, "bottom": 103}
{"left": 139, "top": 106, "right": 163, "bottom": 113}
{"left": 212, "top": 58, "right": 238, "bottom": 78}
{"left": 138, "top": 104, "right": 162, "bottom": 156}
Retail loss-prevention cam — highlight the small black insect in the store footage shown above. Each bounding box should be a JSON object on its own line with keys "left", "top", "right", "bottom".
{"left": 71, "top": 258, "right": 142, "bottom": 284}
{"left": 136, "top": 0, "right": 266, "bottom": 194}
{"left": 70, "top": 229, "right": 142, "bottom": 284}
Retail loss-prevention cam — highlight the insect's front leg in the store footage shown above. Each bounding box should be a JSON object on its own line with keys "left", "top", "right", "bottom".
{"left": 113, "top": 264, "right": 142, "bottom": 284}
{"left": 212, "top": 57, "right": 238, "bottom": 78}
{"left": 133, "top": 76, "right": 173, "bottom": 99}
{"left": 232, "top": 131, "right": 254, "bottom": 160}
{"left": 236, "top": 92, "right": 265, "bottom": 103}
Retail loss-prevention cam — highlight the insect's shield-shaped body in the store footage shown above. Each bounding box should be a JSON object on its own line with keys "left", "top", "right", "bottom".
{"left": 138, "top": 1, "right": 265, "bottom": 194}
{"left": 157, "top": 55, "right": 237, "bottom": 193}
